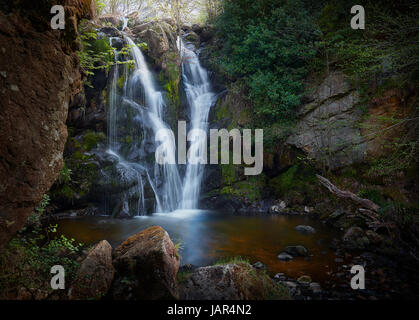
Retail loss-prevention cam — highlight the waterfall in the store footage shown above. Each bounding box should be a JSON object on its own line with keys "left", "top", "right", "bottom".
{"left": 125, "top": 37, "right": 182, "bottom": 212}
{"left": 178, "top": 39, "right": 216, "bottom": 209}
{"left": 106, "top": 35, "right": 182, "bottom": 215}
{"left": 105, "top": 33, "right": 215, "bottom": 215}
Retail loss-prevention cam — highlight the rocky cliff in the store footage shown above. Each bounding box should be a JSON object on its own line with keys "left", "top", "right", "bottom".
{"left": 0, "top": 0, "right": 93, "bottom": 248}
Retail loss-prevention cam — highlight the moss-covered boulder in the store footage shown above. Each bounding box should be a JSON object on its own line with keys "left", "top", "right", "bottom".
{"left": 179, "top": 262, "right": 291, "bottom": 300}
{"left": 112, "top": 226, "right": 180, "bottom": 300}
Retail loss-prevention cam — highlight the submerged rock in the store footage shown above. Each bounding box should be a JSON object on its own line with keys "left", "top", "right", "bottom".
{"left": 179, "top": 263, "right": 290, "bottom": 300}
{"left": 295, "top": 225, "right": 316, "bottom": 234}
{"left": 285, "top": 245, "right": 309, "bottom": 257}
{"left": 112, "top": 226, "right": 180, "bottom": 300}
{"left": 278, "top": 253, "right": 294, "bottom": 261}
{"left": 69, "top": 240, "right": 114, "bottom": 300}
{"left": 253, "top": 261, "right": 267, "bottom": 270}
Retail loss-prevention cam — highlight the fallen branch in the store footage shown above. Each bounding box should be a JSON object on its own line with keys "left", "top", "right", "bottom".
{"left": 316, "top": 174, "right": 380, "bottom": 212}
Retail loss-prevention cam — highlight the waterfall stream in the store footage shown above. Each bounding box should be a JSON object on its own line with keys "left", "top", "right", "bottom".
{"left": 178, "top": 40, "right": 216, "bottom": 209}
{"left": 105, "top": 33, "right": 214, "bottom": 215}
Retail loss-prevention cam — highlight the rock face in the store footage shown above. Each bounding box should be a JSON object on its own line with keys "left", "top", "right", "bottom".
{"left": 286, "top": 71, "right": 414, "bottom": 170}
{"left": 69, "top": 240, "right": 114, "bottom": 300}
{"left": 0, "top": 0, "right": 92, "bottom": 249}
{"left": 179, "top": 262, "right": 290, "bottom": 300}
{"left": 112, "top": 226, "right": 180, "bottom": 300}
{"left": 131, "top": 20, "right": 179, "bottom": 75}
{"left": 287, "top": 72, "right": 363, "bottom": 169}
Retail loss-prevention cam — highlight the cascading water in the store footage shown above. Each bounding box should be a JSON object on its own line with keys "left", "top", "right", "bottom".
{"left": 105, "top": 30, "right": 216, "bottom": 215}
{"left": 124, "top": 36, "right": 182, "bottom": 212}
{"left": 106, "top": 33, "right": 182, "bottom": 215}
{"left": 178, "top": 39, "right": 216, "bottom": 209}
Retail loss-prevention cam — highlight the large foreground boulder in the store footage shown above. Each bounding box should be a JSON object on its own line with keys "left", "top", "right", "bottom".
{"left": 179, "top": 262, "right": 291, "bottom": 300}
{"left": 112, "top": 226, "right": 180, "bottom": 300}
{"left": 69, "top": 240, "right": 114, "bottom": 300}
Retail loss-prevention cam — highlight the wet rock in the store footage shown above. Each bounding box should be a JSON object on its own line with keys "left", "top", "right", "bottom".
{"left": 310, "top": 282, "right": 322, "bottom": 294}
{"left": 278, "top": 253, "right": 294, "bottom": 261}
{"left": 297, "top": 275, "right": 312, "bottom": 283}
{"left": 270, "top": 200, "right": 287, "bottom": 213}
{"left": 112, "top": 226, "right": 180, "bottom": 300}
{"left": 329, "top": 209, "right": 346, "bottom": 220}
{"left": 343, "top": 226, "right": 369, "bottom": 249}
{"left": 253, "top": 261, "right": 267, "bottom": 270}
{"left": 274, "top": 273, "right": 286, "bottom": 281}
{"left": 285, "top": 245, "right": 309, "bottom": 257}
{"left": 69, "top": 240, "right": 114, "bottom": 300}
{"left": 295, "top": 225, "right": 316, "bottom": 234}
{"left": 131, "top": 20, "right": 179, "bottom": 75}
{"left": 304, "top": 206, "right": 313, "bottom": 213}
{"left": 184, "top": 31, "right": 200, "bottom": 48}
{"left": 180, "top": 263, "right": 290, "bottom": 300}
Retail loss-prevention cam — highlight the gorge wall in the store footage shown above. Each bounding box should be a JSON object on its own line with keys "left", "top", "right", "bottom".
{"left": 0, "top": 0, "right": 93, "bottom": 248}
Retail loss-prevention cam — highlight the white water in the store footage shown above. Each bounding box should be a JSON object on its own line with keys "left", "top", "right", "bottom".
{"left": 125, "top": 37, "right": 182, "bottom": 212}
{"left": 106, "top": 34, "right": 215, "bottom": 214}
{"left": 178, "top": 39, "right": 216, "bottom": 209}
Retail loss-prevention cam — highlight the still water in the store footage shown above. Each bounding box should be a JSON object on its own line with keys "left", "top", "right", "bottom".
{"left": 57, "top": 210, "right": 341, "bottom": 284}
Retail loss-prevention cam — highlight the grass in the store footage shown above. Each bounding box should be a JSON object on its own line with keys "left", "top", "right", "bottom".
{"left": 213, "top": 256, "right": 250, "bottom": 266}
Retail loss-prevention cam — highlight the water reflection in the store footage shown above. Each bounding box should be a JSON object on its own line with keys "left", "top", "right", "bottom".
{"left": 57, "top": 210, "right": 340, "bottom": 283}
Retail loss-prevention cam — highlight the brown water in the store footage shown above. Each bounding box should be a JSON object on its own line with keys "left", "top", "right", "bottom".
{"left": 57, "top": 210, "right": 341, "bottom": 284}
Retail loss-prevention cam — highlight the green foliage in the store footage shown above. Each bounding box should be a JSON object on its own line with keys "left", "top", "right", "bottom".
{"left": 25, "top": 194, "right": 51, "bottom": 228}
{"left": 82, "top": 130, "right": 106, "bottom": 151}
{"left": 357, "top": 188, "right": 383, "bottom": 205}
{"left": 59, "top": 164, "right": 72, "bottom": 184}
{"left": 215, "top": 0, "right": 319, "bottom": 125}
{"left": 269, "top": 163, "right": 317, "bottom": 200}
{"left": 316, "top": 1, "right": 419, "bottom": 87}
{"left": 77, "top": 24, "right": 136, "bottom": 87}
{"left": 78, "top": 29, "right": 115, "bottom": 79}
{"left": 0, "top": 225, "right": 83, "bottom": 299}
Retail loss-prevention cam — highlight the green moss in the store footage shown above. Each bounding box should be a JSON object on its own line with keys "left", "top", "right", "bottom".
{"left": 221, "top": 163, "right": 236, "bottom": 186}
{"left": 213, "top": 256, "right": 250, "bottom": 266}
{"left": 177, "top": 270, "right": 192, "bottom": 284}
{"left": 269, "top": 164, "right": 317, "bottom": 200}
{"left": 82, "top": 131, "right": 106, "bottom": 151}
{"left": 215, "top": 101, "right": 230, "bottom": 121}
{"left": 117, "top": 74, "right": 126, "bottom": 89}
{"left": 269, "top": 165, "right": 298, "bottom": 195}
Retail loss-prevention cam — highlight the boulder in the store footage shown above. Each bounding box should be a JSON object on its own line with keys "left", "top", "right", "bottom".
{"left": 309, "top": 282, "right": 322, "bottom": 294}
{"left": 69, "top": 240, "right": 114, "bottom": 300}
{"left": 252, "top": 261, "right": 267, "bottom": 270}
{"left": 342, "top": 226, "right": 369, "bottom": 250}
{"left": 295, "top": 225, "right": 316, "bottom": 234}
{"left": 277, "top": 253, "right": 293, "bottom": 261}
{"left": 179, "top": 263, "right": 290, "bottom": 300}
{"left": 112, "top": 226, "right": 180, "bottom": 300}
{"left": 297, "top": 275, "right": 312, "bottom": 283}
{"left": 285, "top": 245, "right": 309, "bottom": 257}
{"left": 131, "top": 20, "right": 179, "bottom": 75}
{"left": 184, "top": 31, "right": 200, "bottom": 48}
